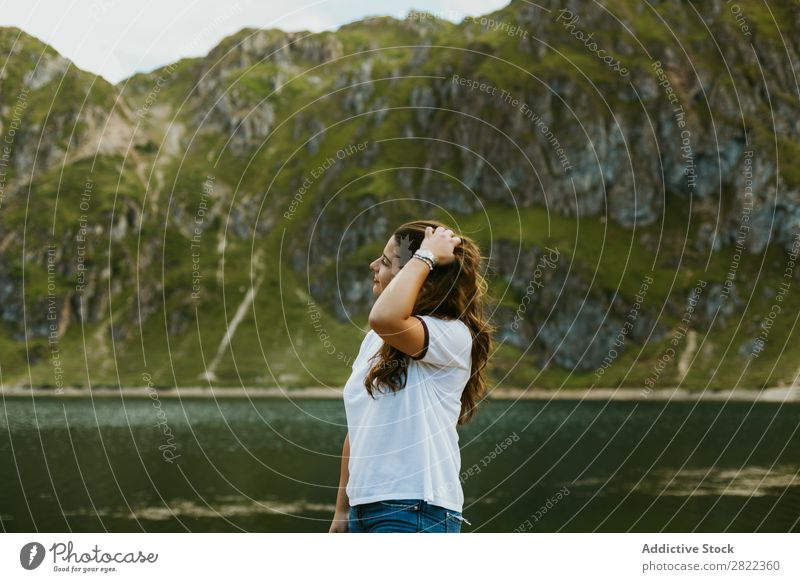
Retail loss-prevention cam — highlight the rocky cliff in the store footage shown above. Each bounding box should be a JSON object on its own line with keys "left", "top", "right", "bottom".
{"left": 1, "top": 0, "right": 799, "bottom": 391}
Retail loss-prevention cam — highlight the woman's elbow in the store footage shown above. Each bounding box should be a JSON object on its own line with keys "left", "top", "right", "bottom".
{"left": 368, "top": 309, "right": 402, "bottom": 334}
{"left": 368, "top": 312, "right": 390, "bottom": 333}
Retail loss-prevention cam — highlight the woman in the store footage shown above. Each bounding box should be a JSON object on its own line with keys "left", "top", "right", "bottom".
{"left": 328, "top": 220, "right": 494, "bottom": 533}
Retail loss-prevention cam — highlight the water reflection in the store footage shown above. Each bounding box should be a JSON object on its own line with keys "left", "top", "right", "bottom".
{"left": 1, "top": 397, "right": 798, "bottom": 532}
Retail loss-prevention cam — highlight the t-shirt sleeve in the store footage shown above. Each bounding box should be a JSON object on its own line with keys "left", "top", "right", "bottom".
{"left": 409, "top": 315, "right": 472, "bottom": 369}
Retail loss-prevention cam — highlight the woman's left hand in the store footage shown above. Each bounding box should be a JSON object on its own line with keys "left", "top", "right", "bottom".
{"left": 419, "top": 226, "right": 462, "bottom": 266}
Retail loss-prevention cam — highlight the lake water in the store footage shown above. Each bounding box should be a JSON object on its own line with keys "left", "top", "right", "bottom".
{"left": 1, "top": 397, "right": 798, "bottom": 532}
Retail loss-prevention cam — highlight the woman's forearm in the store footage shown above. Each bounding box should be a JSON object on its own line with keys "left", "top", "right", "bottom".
{"left": 335, "top": 432, "right": 350, "bottom": 512}
{"left": 369, "top": 258, "right": 429, "bottom": 325}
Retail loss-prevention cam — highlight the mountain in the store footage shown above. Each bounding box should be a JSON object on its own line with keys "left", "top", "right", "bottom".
{"left": 1, "top": 0, "right": 800, "bottom": 391}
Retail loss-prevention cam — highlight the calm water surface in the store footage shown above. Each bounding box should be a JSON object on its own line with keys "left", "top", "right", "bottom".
{"left": 1, "top": 397, "right": 798, "bottom": 532}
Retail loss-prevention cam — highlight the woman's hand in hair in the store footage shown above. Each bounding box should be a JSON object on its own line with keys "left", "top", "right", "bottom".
{"left": 419, "top": 226, "right": 462, "bottom": 266}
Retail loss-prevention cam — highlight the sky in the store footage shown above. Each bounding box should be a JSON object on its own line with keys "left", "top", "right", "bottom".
{"left": 0, "top": 0, "right": 510, "bottom": 83}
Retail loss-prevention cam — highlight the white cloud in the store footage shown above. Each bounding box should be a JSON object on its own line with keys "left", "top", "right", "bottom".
{"left": 0, "top": 0, "right": 509, "bottom": 83}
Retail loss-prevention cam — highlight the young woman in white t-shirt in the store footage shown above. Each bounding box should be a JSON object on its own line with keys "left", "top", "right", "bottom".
{"left": 328, "top": 220, "right": 494, "bottom": 533}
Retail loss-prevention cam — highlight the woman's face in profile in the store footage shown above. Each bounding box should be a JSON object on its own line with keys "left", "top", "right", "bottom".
{"left": 369, "top": 236, "right": 401, "bottom": 296}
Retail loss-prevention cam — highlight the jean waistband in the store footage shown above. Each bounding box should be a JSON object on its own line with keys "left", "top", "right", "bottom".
{"left": 355, "top": 499, "right": 470, "bottom": 524}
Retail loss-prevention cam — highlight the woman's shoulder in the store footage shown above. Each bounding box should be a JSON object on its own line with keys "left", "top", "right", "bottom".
{"left": 412, "top": 315, "right": 472, "bottom": 369}
{"left": 416, "top": 314, "right": 472, "bottom": 341}
{"left": 418, "top": 314, "right": 470, "bottom": 328}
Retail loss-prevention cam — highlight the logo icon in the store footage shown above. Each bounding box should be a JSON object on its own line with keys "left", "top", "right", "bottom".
{"left": 20, "top": 542, "right": 45, "bottom": 570}
{"left": 396, "top": 234, "right": 414, "bottom": 268}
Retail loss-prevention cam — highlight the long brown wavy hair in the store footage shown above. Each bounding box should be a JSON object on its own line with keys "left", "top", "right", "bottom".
{"left": 363, "top": 219, "right": 495, "bottom": 425}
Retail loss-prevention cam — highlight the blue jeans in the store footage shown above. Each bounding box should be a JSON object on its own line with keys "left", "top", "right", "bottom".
{"left": 348, "top": 499, "right": 467, "bottom": 533}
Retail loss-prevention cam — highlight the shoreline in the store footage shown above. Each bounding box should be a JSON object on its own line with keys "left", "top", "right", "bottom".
{"left": 1, "top": 385, "right": 798, "bottom": 402}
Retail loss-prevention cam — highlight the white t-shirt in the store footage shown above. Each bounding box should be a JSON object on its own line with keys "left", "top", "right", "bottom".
{"left": 343, "top": 314, "right": 473, "bottom": 513}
